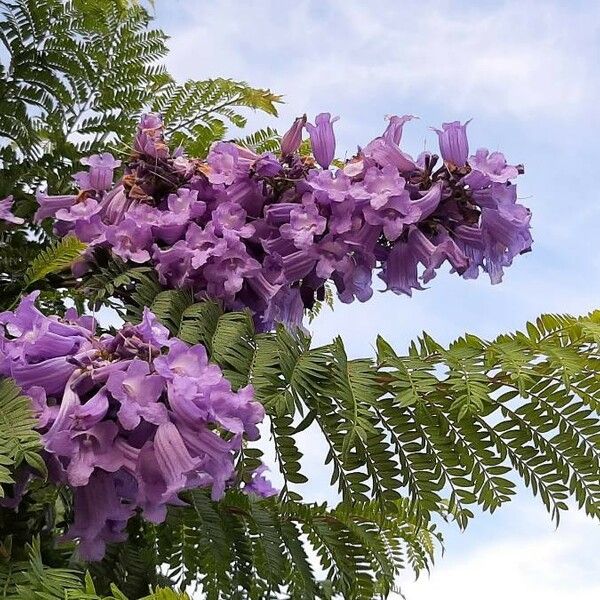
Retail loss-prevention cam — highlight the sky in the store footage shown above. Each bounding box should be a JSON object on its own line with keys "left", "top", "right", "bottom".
{"left": 153, "top": 1, "right": 600, "bottom": 597}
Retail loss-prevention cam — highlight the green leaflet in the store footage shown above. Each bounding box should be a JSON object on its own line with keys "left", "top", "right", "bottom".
{"left": 23, "top": 236, "right": 87, "bottom": 287}
{"left": 149, "top": 291, "right": 600, "bottom": 527}
{"left": 0, "top": 378, "right": 45, "bottom": 494}
{"left": 152, "top": 490, "right": 437, "bottom": 599}
{"left": 153, "top": 79, "right": 282, "bottom": 157}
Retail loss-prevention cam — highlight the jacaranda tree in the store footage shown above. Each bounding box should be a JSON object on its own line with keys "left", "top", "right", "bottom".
{"left": 0, "top": 1, "right": 598, "bottom": 599}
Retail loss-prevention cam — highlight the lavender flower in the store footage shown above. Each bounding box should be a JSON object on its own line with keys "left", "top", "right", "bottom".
{"left": 281, "top": 115, "right": 306, "bottom": 155}
{"left": 306, "top": 112, "right": 339, "bottom": 169}
{"left": 0, "top": 295, "right": 265, "bottom": 561}
{"left": 0, "top": 196, "right": 24, "bottom": 225}
{"left": 433, "top": 120, "right": 471, "bottom": 166}
{"left": 78, "top": 153, "right": 122, "bottom": 191}
{"left": 244, "top": 465, "right": 278, "bottom": 498}
{"left": 105, "top": 218, "right": 152, "bottom": 263}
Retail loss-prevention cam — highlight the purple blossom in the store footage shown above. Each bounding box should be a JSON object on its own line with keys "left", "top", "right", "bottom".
{"left": 34, "top": 192, "right": 76, "bottom": 223}
{"left": 244, "top": 465, "right": 278, "bottom": 498}
{"left": 313, "top": 237, "right": 349, "bottom": 279}
{"left": 207, "top": 142, "right": 244, "bottom": 185}
{"left": 212, "top": 201, "right": 254, "bottom": 238}
{"left": 46, "top": 112, "right": 531, "bottom": 329}
{"left": 153, "top": 241, "right": 192, "bottom": 288}
{"left": 203, "top": 238, "right": 261, "bottom": 298}
{"left": 363, "top": 195, "right": 414, "bottom": 241}
{"left": 136, "top": 307, "right": 172, "bottom": 348}
{"left": 186, "top": 222, "right": 227, "bottom": 270}
{"left": 79, "top": 153, "right": 122, "bottom": 191}
{"left": 66, "top": 470, "right": 132, "bottom": 561}
{"left": 0, "top": 196, "right": 24, "bottom": 225}
{"left": 105, "top": 218, "right": 152, "bottom": 263}
{"left": 362, "top": 137, "right": 418, "bottom": 173}
{"left": 306, "top": 113, "right": 338, "bottom": 168}
{"left": 382, "top": 114, "right": 415, "bottom": 145}
{"left": 466, "top": 149, "right": 520, "bottom": 185}
{"left": 153, "top": 422, "right": 200, "bottom": 496}
{"left": 361, "top": 166, "right": 408, "bottom": 210}
{"left": 254, "top": 152, "right": 283, "bottom": 177}
{"left": 433, "top": 120, "right": 471, "bottom": 167}
{"left": 307, "top": 169, "right": 352, "bottom": 204}
{"left": 334, "top": 252, "right": 375, "bottom": 304}
{"left": 134, "top": 113, "right": 169, "bottom": 158}
{"left": 106, "top": 359, "right": 167, "bottom": 430}
{"left": 281, "top": 115, "right": 306, "bottom": 155}
{"left": 45, "top": 419, "right": 124, "bottom": 487}
{"left": 280, "top": 202, "right": 326, "bottom": 249}
{"left": 55, "top": 197, "right": 101, "bottom": 223}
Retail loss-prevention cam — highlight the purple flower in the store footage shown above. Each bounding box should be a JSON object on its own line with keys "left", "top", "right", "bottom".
{"left": 152, "top": 192, "right": 200, "bottom": 244}
{"left": 42, "top": 111, "right": 532, "bottom": 331}
{"left": 186, "top": 222, "right": 227, "bottom": 270}
{"left": 79, "top": 153, "right": 121, "bottom": 191}
{"left": 306, "top": 169, "right": 352, "bottom": 204}
{"left": 106, "top": 359, "right": 167, "bottom": 430}
{"left": 382, "top": 114, "right": 415, "bottom": 145}
{"left": 66, "top": 470, "right": 132, "bottom": 561}
{"left": 105, "top": 218, "right": 152, "bottom": 264}
{"left": 135, "top": 307, "right": 172, "bottom": 348}
{"left": 153, "top": 421, "right": 200, "bottom": 496}
{"left": 134, "top": 113, "right": 169, "bottom": 158}
{"left": 244, "top": 465, "right": 278, "bottom": 498}
{"left": 334, "top": 252, "right": 375, "bottom": 304}
{"left": 313, "top": 237, "right": 349, "bottom": 279}
{"left": 207, "top": 142, "right": 243, "bottom": 185}
{"left": 363, "top": 194, "right": 413, "bottom": 241}
{"left": 55, "top": 197, "right": 101, "bottom": 223}
{"left": 98, "top": 185, "right": 132, "bottom": 224}
{"left": 0, "top": 295, "right": 266, "bottom": 560}
{"left": 379, "top": 227, "right": 469, "bottom": 294}
{"left": 34, "top": 192, "right": 76, "bottom": 223}
{"left": 0, "top": 196, "right": 24, "bottom": 225}
{"left": 154, "top": 340, "right": 222, "bottom": 384}
{"left": 203, "top": 238, "right": 261, "bottom": 298}
{"left": 152, "top": 241, "right": 192, "bottom": 288}
{"left": 212, "top": 201, "right": 254, "bottom": 238}
{"left": 45, "top": 420, "right": 124, "bottom": 487}
{"left": 433, "top": 120, "right": 471, "bottom": 167}
{"left": 466, "top": 149, "right": 520, "bottom": 185}
{"left": 306, "top": 113, "right": 339, "bottom": 168}
{"left": 8, "top": 356, "right": 78, "bottom": 397}
{"left": 479, "top": 184, "right": 532, "bottom": 283}
{"left": 362, "top": 137, "right": 418, "bottom": 173}
{"left": 262, "top": 286, "right": 305, "bottom": 331}
{"left": 280, "top": 202, "right": 326, "bottom": 249}
{"left": 254, "top": 152, "right": 283, "bottom": 177}
{"left": 281, "top": 115, "right": 306, "bottom": 155}
{"left": 28, "top": 386, "right": 59, "bottom": 429}
{"left": 361, "top": 166, "right": 408, "bottom": 210}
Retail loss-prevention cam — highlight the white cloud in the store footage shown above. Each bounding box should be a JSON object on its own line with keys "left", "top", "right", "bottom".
{"left": 163, "top": 0, "right": 600, "bottom": 122}
{"left": 396, "top": 502, "right": 600, "bottom": 600}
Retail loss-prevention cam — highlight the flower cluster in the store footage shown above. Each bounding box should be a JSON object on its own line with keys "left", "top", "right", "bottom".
{"left": 0, "top": 293, "right": 266, "bottom": 560}
{"left": 38, "top": 112, "right": 532, "bottom": 330}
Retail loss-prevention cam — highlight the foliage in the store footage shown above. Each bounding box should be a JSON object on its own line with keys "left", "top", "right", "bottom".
{"left": 144, "top": 290, "right": 600, "bottom": 530}
{"left": 0, "top": 378, "right": 45, "bottom": 494}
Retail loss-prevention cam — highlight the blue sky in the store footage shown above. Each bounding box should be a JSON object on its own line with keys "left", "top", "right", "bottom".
{"left": 154, "top": 1, "right": 600, "bottom": 597}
